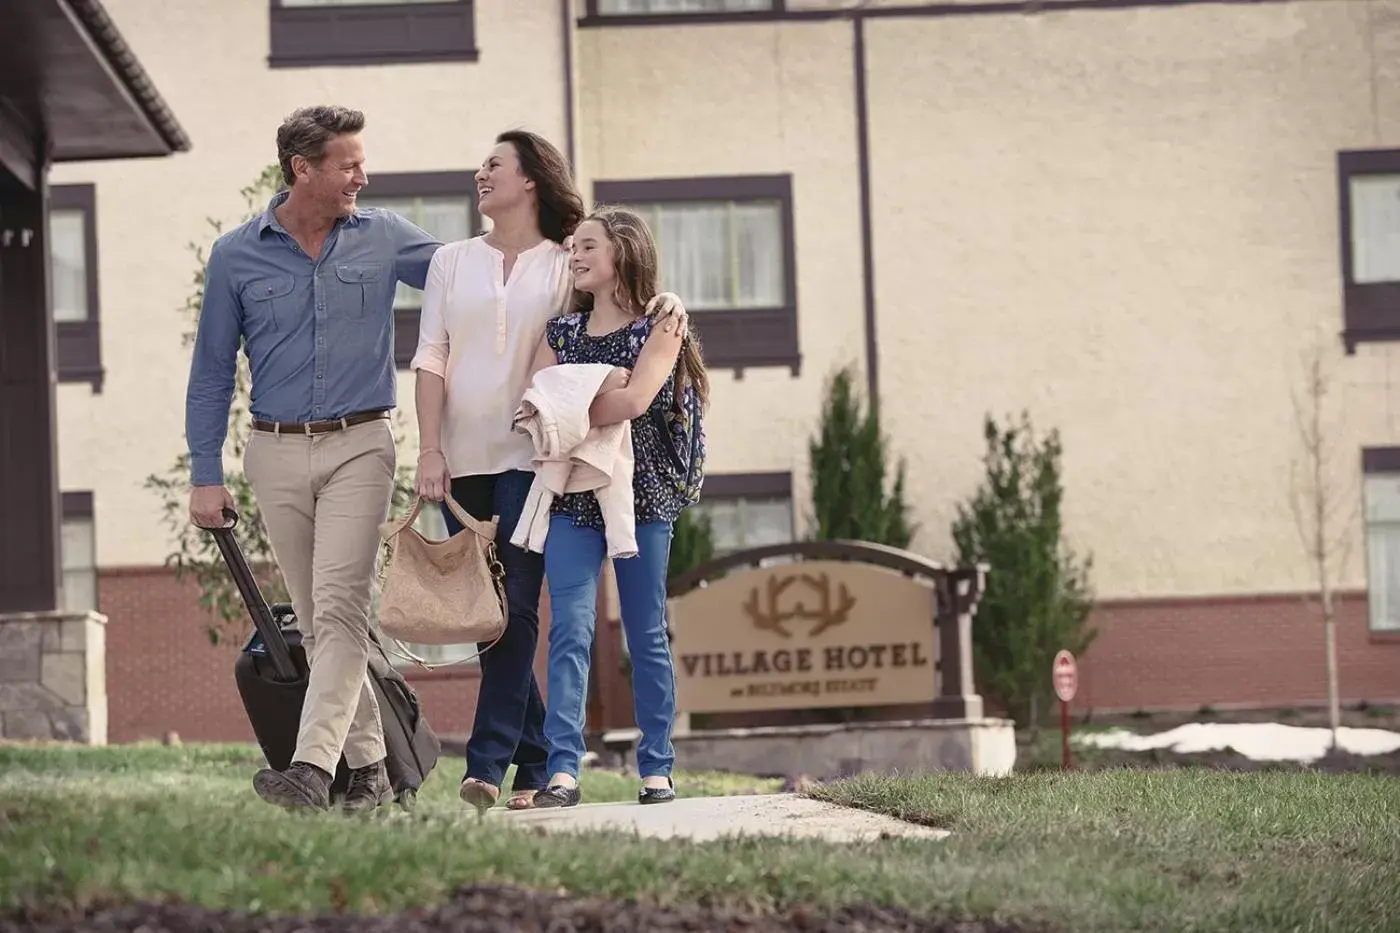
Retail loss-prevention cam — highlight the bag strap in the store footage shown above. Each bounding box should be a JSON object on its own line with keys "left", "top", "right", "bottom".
{"left": 381, "top": 493, "right": 497, "bottom": 543}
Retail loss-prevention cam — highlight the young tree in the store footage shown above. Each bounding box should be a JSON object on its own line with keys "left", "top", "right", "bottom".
{"left": 1289, "top": 341, "right": 1355, "bottom": 751}
{"left": 950, "top": 412, "right": 1095, "bottom": 729}
{"left": 144, "top": 166, "right": 417, "bottom": 643}
{"left": 808, "top": 363, "right": 914, "bottom": 547}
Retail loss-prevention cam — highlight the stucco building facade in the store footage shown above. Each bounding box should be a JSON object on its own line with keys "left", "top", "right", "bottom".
{"left": 40, "top": 0, "right": 1400, "bottom": 743}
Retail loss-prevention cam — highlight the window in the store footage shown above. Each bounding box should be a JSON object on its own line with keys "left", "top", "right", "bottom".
{"left": 374, "top": 503, "right": 481, "bottom": 669}
{"left": 1363, "top": 449, "right": 1400, "bottom": 632}
{"left": 1337, "top": 150, "right": 1400, "bottom": 352}
{"left": 48, "top": 184, "right": 102, "bottom": 391}
{"left": 592, "top": 0, "right": 779, "bottom": 13}
{"left": 268, "top": 0, "right": 477, "bottom": 68}
{"left": 61, "top": 492, "right": 97, "bottom": 614}
{"left": 695, "top": 473, "right": 794, "bottom": 553}
{"left": 355, "top": 171, "right": 479, "bottom": 367}
{"left": 593, "top": 175, "right": 798, "bottom": 374}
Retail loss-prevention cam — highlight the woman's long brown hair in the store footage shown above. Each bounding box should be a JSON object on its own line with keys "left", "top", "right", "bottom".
{"left": 496, "top": 130, "right": 585, "bottom": 244}
{"left": 570, "top": 206, "right": 709, "bottom": 413}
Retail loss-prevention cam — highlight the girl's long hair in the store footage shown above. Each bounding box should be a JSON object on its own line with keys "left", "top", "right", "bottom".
{"left": 495, "top": 130, "right": 585, "bottom": 244}
{"left": 571, "top": 206, "right": 709, "bottom": 413}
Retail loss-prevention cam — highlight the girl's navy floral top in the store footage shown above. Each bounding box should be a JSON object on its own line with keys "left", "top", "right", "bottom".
{"left": 545, "top": 311, "right": 700, "bottom": 531}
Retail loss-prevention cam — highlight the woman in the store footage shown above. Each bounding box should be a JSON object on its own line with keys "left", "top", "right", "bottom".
{"left": 410, "top": 131, "right": 686, "bottom": 813}
{"left": 526, "top": 207, "right": 709, "bottom": 809}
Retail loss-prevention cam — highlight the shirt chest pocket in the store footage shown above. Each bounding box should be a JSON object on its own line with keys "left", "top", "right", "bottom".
{"left": 334, "top": 262, "right": 385, "bottom": 320}
{"left": 240, "top": 275, "right": 295, "bottom": 331}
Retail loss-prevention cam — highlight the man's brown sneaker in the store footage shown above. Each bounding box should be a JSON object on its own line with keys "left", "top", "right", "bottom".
{"left": 252, "top": 761, "right": 332, "bottom": 811}
{"left": 342, "top": 758, "right": 394, "bottom": 813}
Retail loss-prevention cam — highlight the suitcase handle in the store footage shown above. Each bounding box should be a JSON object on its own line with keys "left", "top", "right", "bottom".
{"left": 205, "top": 508, "right": 300, "bottom": 683}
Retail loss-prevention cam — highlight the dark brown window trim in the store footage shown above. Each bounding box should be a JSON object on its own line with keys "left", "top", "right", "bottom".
{"left": 50, "top": 183, "right": 102, "bottom": 393}
{"left": 61, "top": 491, "right": 94, "bottom": 522}
{"left": 1359, "top": 447, "right": 1400, "bottom": 635}
{"left": 356, "top": 171, "right": 481, "bottom": 369}
{"left": 267, "top": 1, "right": 479, "bottom": 69}
{"left": 1363, "top": 446, "right": 1400, "bottom": 475}
{"left": 593, "top": 174, "right": 799, "bottom": 377}
{"left": 1338, "top": 149, "right": 1400, "bottom": 353}
{"left": 582, "top": 0, "right": 785, "bottom": 27}
{"left": 703, "top": 471, "right": 791, "bottom": 500}
{"left": 700, "top": 471, "right": 796, "bottom": 547}
{"left": 579, "top": 0, "right": 1290, "bottom": 28}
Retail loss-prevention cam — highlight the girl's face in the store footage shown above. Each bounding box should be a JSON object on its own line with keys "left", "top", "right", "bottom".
{"left": 474, "top": 142, "right": 532, "bottom": 219}
{"left": 570, "top": 219, "right": 617, "bottom": 296}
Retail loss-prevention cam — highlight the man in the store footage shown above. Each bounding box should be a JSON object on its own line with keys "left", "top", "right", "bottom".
{"left": 186, "top": 105, "right": 440, "bottom": 812}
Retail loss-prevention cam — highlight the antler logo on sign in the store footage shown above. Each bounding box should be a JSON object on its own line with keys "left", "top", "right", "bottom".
{"left": 742, "top": 572, "right": 856, "bottom": 639}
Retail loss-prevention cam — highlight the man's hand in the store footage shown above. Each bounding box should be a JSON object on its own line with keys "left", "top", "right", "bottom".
{"left": 645, "top": 292, "right": 689, "bottom": 339}
{"left": 416, "top": 449, "right": 452, "bottom": 502}
{"left": 601, "top": 366, "right": 631, "bottom": 394}
{"left": 189, "top": 485, "right": 235, "bottom": 529}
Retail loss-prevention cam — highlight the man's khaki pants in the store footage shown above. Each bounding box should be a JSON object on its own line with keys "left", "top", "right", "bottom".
{"left": 244, "top": 418, "right": 395, "bottom": 774}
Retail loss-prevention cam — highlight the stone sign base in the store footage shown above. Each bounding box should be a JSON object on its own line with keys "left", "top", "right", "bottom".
{"left": 671, "top": 717, "right": 1016, "bottom": 780}
{"left": 0, "top": 610, "right": 108, "bottom": 744}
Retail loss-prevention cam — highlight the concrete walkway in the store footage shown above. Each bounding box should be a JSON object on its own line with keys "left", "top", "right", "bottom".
{"left": 498, "top": 793, "right": 950, "bottom": 843}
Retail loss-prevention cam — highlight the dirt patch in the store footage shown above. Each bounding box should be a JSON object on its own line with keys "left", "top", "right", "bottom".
{"left": 3, "top": 885, "right": 1046, "bottom": 933}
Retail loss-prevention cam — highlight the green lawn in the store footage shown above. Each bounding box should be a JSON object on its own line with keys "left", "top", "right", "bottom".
{"left": 3, "top": 742, "right": 1398, "bottom": 931}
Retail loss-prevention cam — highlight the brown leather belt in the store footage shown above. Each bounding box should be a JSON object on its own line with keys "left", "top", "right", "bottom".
{"left": 251, "top": 409, "right": 389, "bottom": 436}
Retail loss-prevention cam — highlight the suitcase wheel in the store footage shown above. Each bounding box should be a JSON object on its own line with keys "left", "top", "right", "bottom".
{"left": 396, "top": 788, "right": 417, "bottom": 812}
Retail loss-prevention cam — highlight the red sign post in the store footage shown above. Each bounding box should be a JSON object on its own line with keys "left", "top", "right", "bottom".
{"left": 1052, "top": 650, "right": 1078, "bottom": 770}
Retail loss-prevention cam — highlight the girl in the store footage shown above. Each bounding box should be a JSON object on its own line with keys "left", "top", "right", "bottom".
{"left": 411, "top": 133, "right": 687, "bottom": 814}
{"left": 527, "top": 207, "right": 709, "bottom": 809}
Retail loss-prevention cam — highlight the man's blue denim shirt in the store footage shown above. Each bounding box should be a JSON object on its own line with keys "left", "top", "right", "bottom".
{"left": 185, "top": 190, "right": 441, "bottom": 486}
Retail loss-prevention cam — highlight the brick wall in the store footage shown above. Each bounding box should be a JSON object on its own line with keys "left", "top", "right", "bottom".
{"left": 96, "top": 566, "right": 1400, "bottom": 745}
{"left": 99, "top": 567, "right": 485, "bottom": 744}
{"left": 1075, "top": 591, "right": 1400, "bottom": 713}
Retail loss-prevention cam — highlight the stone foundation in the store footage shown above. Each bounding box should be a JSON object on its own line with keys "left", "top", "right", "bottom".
{"left": 671, "top": 717, "right": 1017, "bottom": 780}
{"left": 0, "top": 610, "right": 108, "bottom": 744}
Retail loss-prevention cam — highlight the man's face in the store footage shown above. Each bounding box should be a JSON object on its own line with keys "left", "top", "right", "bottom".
{"left": 296, "top": 132, "right": 367, "bottom": 219}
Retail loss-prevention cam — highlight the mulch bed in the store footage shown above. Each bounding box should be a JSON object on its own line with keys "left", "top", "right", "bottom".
{"left": 3, "top": 886, "right": 1041, "bottom": 933}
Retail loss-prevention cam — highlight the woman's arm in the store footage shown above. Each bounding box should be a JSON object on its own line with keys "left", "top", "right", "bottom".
{"left": 411, "top": 248, "right": 453, "bottom": 500}
{"left": 528, "top": 333, "right": 559, "bottom": 381}
{"left": 414, "top": 371, "right": 452, "bottom": 501}
{"left": 589, "top": 323, "right": 684, "bottom": 426}
{"left": 415, "top": 371, "right": 447, "bottom": 454}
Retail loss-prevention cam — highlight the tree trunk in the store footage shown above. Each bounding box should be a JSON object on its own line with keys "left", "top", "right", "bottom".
{"left": 1323, "top": 589, "right": 1341, "bottom": 751}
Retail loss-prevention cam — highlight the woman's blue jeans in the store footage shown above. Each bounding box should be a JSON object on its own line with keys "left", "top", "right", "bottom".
{"left": 441, "top": 470, "right": 549, "bottom": 793}
{"left": 543, "top": 514, "right": 677, "bottom": 780}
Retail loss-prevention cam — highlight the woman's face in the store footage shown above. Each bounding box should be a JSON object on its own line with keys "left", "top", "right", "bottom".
{"left": 474, "top": 142, "right": 533, "bottom": 219}
{"left": 570, "top": 219, "right": 617, "bottom": 296}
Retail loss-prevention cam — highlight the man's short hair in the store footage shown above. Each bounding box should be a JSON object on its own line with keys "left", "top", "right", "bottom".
{"left": 276, "top": 105, "right": 366, "bottom": 186}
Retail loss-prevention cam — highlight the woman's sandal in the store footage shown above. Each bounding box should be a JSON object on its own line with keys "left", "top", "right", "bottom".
{"left": 506, "top": 791, "right": 537, "bottom": 811}
{"left": 459, "top": 778, "right": 499, "bottom": 818}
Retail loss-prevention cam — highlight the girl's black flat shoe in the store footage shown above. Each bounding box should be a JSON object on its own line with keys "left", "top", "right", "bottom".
{"left": 638, "top": 776, "right": 676, "bottom": 805}
{"left": 532, "top": 784, "right": 582, "bottom": 808}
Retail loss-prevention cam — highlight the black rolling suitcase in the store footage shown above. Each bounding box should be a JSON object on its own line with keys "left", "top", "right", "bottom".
{"left": 207, "top": 508, "right": 441, "bottom": 809}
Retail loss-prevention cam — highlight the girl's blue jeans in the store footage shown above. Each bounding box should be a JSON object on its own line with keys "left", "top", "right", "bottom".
{"left": 542, "top": 514, "right": 677, "bottom": 780}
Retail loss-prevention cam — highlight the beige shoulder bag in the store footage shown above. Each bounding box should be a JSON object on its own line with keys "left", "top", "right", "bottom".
{"left": 376, "top": 494, "right": 507, "bottom": 669}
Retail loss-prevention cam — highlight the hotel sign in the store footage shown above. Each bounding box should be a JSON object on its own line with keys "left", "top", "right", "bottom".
{"left": 667, "top": 560, "right": 939, "bottom": 713}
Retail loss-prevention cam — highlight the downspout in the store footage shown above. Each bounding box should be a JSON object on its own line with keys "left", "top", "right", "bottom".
{"left": 562, "top": 0, "right": 580, "bottom": 178}
{"left": 853, "top": 13, "right": 879, "bottom": 404}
